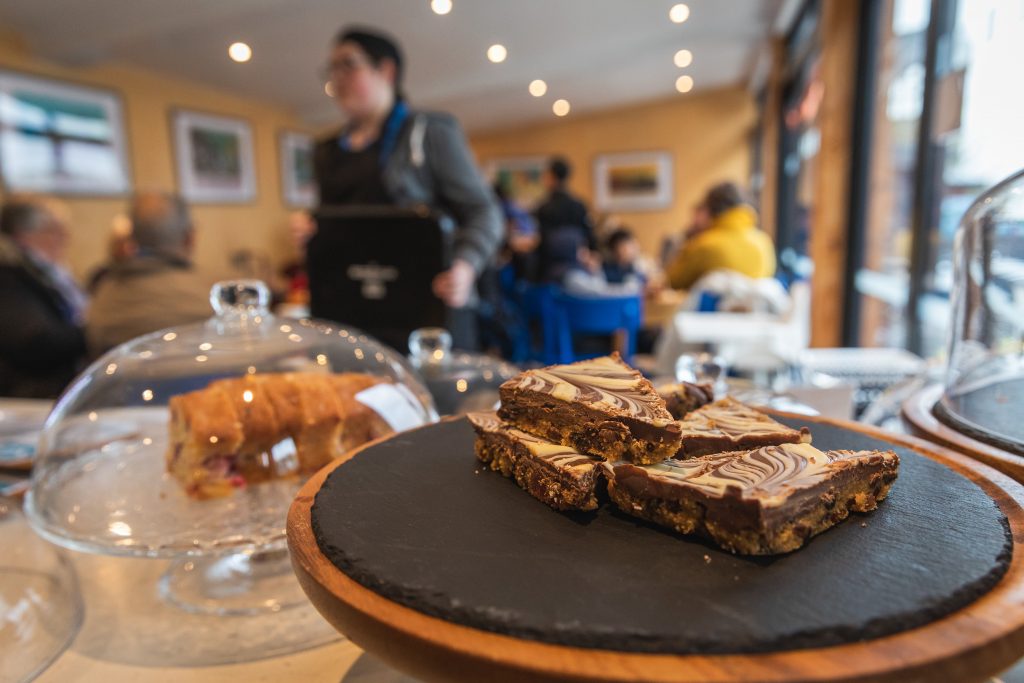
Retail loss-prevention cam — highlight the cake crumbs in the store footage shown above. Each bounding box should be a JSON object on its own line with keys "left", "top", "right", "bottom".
{"left": 860, "top": 522, "right": 868, "bottom": 528}
{"left": 703, "top": 554, "right": 711, "bottom": 564}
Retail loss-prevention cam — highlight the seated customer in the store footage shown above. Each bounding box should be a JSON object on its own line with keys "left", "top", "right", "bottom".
{"left": 563, "top": 246, "right": 644, "bottom": 297}
{"left": 86, "top": 215, "right": 137, "bottom": 294}
{"left": 87, "top": 191, "right": 214, "bottom": 356}
{"left": 0, "top": 195, "right": 87, "bottom": 398}
{"left": 666, "top": 182, "right": 776, "bottom": 291}
{"left": 602, "top": 228, "right": 650, "bottom": 286}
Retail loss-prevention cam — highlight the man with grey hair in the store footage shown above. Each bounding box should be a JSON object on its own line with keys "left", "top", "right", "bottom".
{"left": 0, "top": 194, "right": 88, "bottom": 397}
{"left": 87, "top": 191, "right": 214, "bottom": 356}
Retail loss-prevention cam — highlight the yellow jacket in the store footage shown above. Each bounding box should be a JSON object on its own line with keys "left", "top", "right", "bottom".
{"left": 666, "top": 206, "right": 776, "bottom": 290}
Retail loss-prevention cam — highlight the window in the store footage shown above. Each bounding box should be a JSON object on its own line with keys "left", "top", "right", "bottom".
{"left": 850, "top": 0, "right": 1024, "bottom": 356}
{"left": 854, "top": 0, "right": 930, "bottom": 349}
{"left": 776, "top": 0, "right": 822, "bottom": 283}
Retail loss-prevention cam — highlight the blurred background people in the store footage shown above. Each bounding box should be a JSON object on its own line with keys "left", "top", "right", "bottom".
{"left": 665, "top": 182, "right": 777, "bottom": 291}
{"left": 533, "top": 156, "right": 597, "bottom": 283}
{"left": 86, "top": 214, "right": 137, "bottom": 294}
{"left": 602, "top": 227, "right": 652, "bottom": 288}
{"left": 493, "top": 180, "right": 538, "bottom": 278}
{"left": 0, "top": 195, "right": 87, "bottom": 398}
{"left": 563, "top": 245, "right": 644, "bottom": 297}
{"left": 86, "top": 191, "right": 214, "bottom": 356}
{"left": 279, "top": 210, "right": 315, "bottom": 306}
{"left": 314, "top": 26, "right": 501, "bottom": 350}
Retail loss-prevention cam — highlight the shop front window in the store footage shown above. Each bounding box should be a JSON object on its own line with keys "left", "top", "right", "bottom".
{"left": 922, "top": 0, "right": 1024, "bottom": 356}
{"left": 855, "top": 0, "right": 929, "bottom": 349}
{"left": 855, "top": 0, "right": 1024, "bottom": 357}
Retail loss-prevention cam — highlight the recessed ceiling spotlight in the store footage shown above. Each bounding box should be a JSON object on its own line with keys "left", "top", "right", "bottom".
{"left": 674, "top": 49, "right": 693, "bottom": 68}
{"left": 553, "top": 99, "right": 570, "bottom": 117}
{"left": 431, "top": 0, "right": 452, "bottom": 15}
{"left": 324, "top": 81, "right": 335, "bottom": 97}
{"left": 529, "top": 79, "right": 548, "bottom": 97}
{"left": 228, "top": 41, "right": 252, "bottom": 63}
{"left": 487, "top": 44, "right": 507, "bottom": 63}
{"left": 675, "top": 75, "right": 694, "bottom": 93}
{"left": 669, "top": 4, "right": 690, "bottom": 23}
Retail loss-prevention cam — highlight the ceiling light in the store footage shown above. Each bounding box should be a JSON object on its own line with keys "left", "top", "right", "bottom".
{"left": 676, "top": 75, "right": 694, "bottom": 93}
{"left": 431, "top": 0, "right": 452, "bottom": 15}
{"left": 228, "top": 42, "right": 252, "bottom": 63}
{"left": 529, "top": 79, "right": 547, "bottom": 97}
{"left": 674, "top": 49, "right": 693, "bottom": 68}
{"left": 487, "top": 44, "right": 507, "bottom": 63}
{"left": 324, "top": 81, "right": 335, "bottom": 97}
{"left": 669, "top": 4, "right": 690, "bottom": 23}
{"left": 553, "top": 99, "right": 570, "bottom": 117}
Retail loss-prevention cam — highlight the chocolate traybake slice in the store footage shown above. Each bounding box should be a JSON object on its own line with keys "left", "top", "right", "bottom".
{"left": 468, "top": 412, "right": 603, "bottom": 511}
{"left": 656, "top": 381, "right": 715, "bottom": 419}
{"left": 675, "top": 397, "right": 811, "bottom": 459}
{"left": 498, "top": 354, "right": 682, "bottom": 465}
{"left": 604, "top": 442, "right": 899, "bottom": 555}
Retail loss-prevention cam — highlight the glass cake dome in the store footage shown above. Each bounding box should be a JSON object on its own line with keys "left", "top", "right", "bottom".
{"left": 936, "top": 168, "right": 1024, "bottom": 454}
{"left": 23, "top": 280, "right": 437, "bottom": 621}
{"left": 27, "top": 280, "right": 436, "bottom": 557}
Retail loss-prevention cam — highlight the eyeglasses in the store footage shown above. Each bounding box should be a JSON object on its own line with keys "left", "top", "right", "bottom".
{"left": 320, "top": 56, "right": 371, "bottom": 80}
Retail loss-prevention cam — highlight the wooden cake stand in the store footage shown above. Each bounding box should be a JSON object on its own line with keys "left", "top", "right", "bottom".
{"left": 288, "top": 413, "right": 1024, "bottom": 683}
{"left": 903, "top": 383, "right": 1024, "bottom": 484}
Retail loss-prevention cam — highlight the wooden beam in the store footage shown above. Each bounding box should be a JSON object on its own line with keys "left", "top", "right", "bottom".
{"left": 810, "top": 0, "right": 860, "bottom": 347}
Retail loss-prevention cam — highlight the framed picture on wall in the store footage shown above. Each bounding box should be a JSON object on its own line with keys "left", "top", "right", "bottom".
{"left": 484, "top": 155, "right": 548, "bottom": 210}
{"left": 172, "top": 109, "right": 256, "bottom": 204}
{"left": 0, "top": 69, "right": 131, "bottom": 195}
{"left": 279, "top": 130, "right": 316, "bottom": 208}
{"left": 593, "top": 151, "right": 673, "bottom": 212}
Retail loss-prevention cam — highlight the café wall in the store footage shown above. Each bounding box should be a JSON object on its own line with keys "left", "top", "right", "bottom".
{"left": 469, "top": 86, "right": 758, "bottom": 259}
{"left": 0, "top": 32, "right": 309, "bottom": 283}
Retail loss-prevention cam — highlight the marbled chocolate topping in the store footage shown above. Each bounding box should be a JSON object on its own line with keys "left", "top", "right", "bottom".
{"left": 657, "top": 381, "right": 715, "bottom": 419}
{"left": 500, "top": 355, "right": 673, "bottom": 426}
{"left": 467, "top": 411, "right": 503, "bottom": 433}
{"left": 678, "top": 397, "right": 805, "bottom": 439}
{"left": 607, "top": 443, "right": 898, "bottom": 506}
{"left": 468, "top": 411, "right": 600, "bottom": 469}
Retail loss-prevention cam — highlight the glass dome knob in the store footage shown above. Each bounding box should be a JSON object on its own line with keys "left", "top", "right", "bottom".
{"left": 408, "top": 327, "right": 453, "bottom": 367}
{"left": 209, "top": 280, "right": 272, "bottom": 319}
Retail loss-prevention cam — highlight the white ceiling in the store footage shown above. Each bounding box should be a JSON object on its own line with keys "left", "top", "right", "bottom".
{"left": 0, "top": 0, "right": 786, "bottom": 133}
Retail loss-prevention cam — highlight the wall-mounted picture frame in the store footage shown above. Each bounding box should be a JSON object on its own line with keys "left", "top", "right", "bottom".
{"left": 172, "top": 109, "right": 256, "bottom": 204}
{"left": 279, "top": 130, "right": 316, "bottom": 208}
{"left": 0, "top": 69, "right": 131, "bottom": 196}
{"left": 484, "top": 155, "right": 549, "bottom": 210}
{"left": 593, "top": 151, "right": 673, "bottom": 212}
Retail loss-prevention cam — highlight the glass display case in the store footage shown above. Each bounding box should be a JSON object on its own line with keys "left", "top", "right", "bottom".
{"left": 23, "top": 280, "right": 438, "bottom": 635}
{"left": 935, "top": 168, "right": 1024, "bottom": 454}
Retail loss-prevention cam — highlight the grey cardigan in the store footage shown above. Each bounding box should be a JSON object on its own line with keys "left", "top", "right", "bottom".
{"left": 322, "top": 110, "right": 503, "bottom": 276}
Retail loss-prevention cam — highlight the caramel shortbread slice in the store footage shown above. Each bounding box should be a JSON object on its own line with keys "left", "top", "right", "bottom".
{"left": 675, "top": 397, "right": 811, "bottom": 459}
{"left": 498, "top": 354, "right": 681, "bottom": 465}
{"left": 604, "top": 442, "right": 899, "bottom": 555}
{"left": 468, "top": 412, "right": 603, "bottom": 512}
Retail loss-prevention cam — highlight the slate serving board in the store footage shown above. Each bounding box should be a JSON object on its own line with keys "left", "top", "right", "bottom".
{"left": 311, "top": 416, "right": 1012, "bottom": 654}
